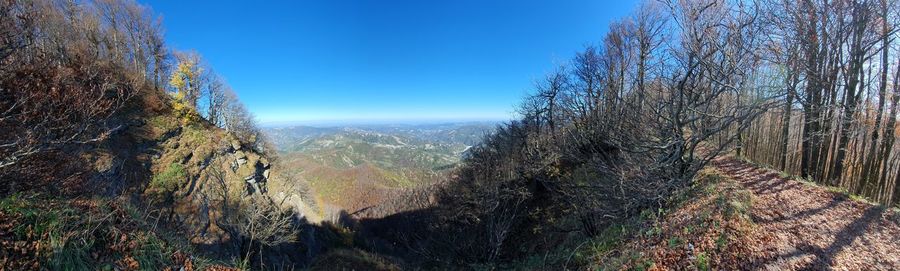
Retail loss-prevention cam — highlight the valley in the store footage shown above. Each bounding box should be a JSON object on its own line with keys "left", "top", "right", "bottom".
{"left": 264, "top": 123, "right": 495, "bottom": 213}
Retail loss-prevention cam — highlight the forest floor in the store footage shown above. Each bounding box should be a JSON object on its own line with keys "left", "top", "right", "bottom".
{"left": 714, "top": 158, "right": 900, "bottom": 270}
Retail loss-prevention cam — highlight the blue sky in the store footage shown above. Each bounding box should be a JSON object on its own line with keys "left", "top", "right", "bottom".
{"left": 142, "top": 0, "right": 639, "bottom": 124}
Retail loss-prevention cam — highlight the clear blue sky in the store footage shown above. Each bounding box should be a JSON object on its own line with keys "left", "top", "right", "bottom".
{"left": 142, "top": 0, "right": 639, "bottom": 124}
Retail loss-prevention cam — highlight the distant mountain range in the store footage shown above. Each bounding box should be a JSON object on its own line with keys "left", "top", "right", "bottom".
{"left": 264, "top": 122, "right": 497, "bottom": 211}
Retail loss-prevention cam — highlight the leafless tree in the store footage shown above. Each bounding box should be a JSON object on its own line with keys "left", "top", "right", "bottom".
{"left": 208, "top": 162, "right": 297, "bottom": 268}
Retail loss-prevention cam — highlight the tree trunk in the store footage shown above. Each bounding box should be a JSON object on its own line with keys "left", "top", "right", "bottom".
{"left": 781, "top": 75, "right": 796, "bottom": 171}
{"left": 831, "top": 3, "right": 869, "bottom": 186}
{"left": 860, "top": 4, "right": 890, "bottom": 194}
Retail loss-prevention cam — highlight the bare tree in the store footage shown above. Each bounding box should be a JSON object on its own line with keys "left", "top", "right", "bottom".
{"left": 208, "top": 163, "right": 297, "bottom": 268}
{"left": 0, "top": 0, "right": 152, "bottom": 187}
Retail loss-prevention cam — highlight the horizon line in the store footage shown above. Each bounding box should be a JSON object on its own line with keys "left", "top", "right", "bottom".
{"left": 259, "top": 118, "right": 511, "bottom": 127}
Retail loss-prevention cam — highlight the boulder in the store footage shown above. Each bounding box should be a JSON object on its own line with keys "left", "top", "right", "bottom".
{"left": 245, "top": 176, "right": 264, "bottom": 195}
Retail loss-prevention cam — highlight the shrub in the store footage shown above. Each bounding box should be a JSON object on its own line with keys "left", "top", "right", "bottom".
{"left": 695, "top": 252, "right": 709, "bottom": 271}
{"left": 150, "top": 163, "right": 187, "bottom": 194}
{"left": 171, "top": 92, "right": 201, "bottom": 125}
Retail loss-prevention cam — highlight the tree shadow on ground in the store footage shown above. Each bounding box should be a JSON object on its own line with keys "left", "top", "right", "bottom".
{"left": 714, "top": 158, "right": 898, "bottom": 270}
{"left": 759, "top": 206, "right": 885, "bottom": 270}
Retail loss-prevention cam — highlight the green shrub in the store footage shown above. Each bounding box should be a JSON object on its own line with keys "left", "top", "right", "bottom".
{"left": 151, "top": 163, "right": 187, "bottom": 193}
{"left": 695, "top": 252, "right": 709, "bottom": 271}
{"left": 133, "top": 234, "right": 172, "bottom": 269}
{"left": 48, "top": 232, "right": 94, "bottom": 271}
{"left": 667, "top": 237, "right": 681, "bottom": 248}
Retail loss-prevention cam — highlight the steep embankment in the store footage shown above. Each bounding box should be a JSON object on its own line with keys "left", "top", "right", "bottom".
{"left": 0, "top": 91, "right": 318, "bottom": 269}
{"left": 595, "top": 158, "right": 900, "bottom": 270}
{"left": 589, "top": 167, "right": 756, "bottom": 270}
{"left": 715, "top": 158, "right": 900, "bottom": 270}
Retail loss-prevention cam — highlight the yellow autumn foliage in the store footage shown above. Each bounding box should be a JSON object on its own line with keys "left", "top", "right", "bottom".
{"left": 168, "top": 61, "right": 193, "bottom": 92}
{"left": 170, "top": 90, "right": 199, "bottom": 125}
{"left": 168, "top": 56, "right": 203, "bottom": 124}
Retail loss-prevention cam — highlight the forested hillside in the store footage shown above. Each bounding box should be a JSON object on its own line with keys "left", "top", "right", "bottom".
{"left": 738, "top": 0, "right": 900, "bottom": 206}
{"left": 0, "top": 0, "right": 305, "bottom": 269}
{"left": 265, "top": 123, "right": 494, "bottom": 213}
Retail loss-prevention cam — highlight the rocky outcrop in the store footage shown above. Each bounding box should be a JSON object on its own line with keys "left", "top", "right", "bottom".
{"left": 134, "top": 120, "right": 326, "bottom": 261}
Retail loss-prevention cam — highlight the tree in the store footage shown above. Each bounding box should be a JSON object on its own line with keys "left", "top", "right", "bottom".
{"left": 208, "top": 163, "right": 296, "bottom": 268}
{"left": 738, "top": 0, "right": 900, "bottom": 204}
{"left": 860, "top": 0, "right": 892, "bottom": 194}
{"left": 169, "top": 51, "right": 204, "bottom": 109}
{"left": 205, "top": 73, "right": 227, "bottom": 127}
{"left": 831, "top": 0, "right": 878, "bottom": 185}
{"left": 0, "top": 0, "right": 151, "bottom": 187}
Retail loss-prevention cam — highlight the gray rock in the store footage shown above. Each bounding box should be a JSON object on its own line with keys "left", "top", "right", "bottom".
{"left": 236, "top": 151, "right": 248, "bottom": 165}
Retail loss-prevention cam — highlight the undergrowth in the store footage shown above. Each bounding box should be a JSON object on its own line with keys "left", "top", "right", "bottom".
{"left": 585, "top": 167, "right": 754, "bottom": 270}
{"left": 149, "top": 163, "right": 187, "bottom": 196}
{"left": 0, "top": 193, "right": 224, "bottom": 270}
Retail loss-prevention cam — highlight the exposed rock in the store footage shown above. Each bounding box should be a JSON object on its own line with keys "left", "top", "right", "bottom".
{"left": 235, "top": 150, "right": 248, "bottom": 165}
{"left": 263, "top": 169, "right": 271, "bottom": 179}
{"left": 245, "top": 176, "right": 262, "bottom": 195}
{"left": 196, "top": 196, "right": 211, "bottom": 237}
{"left": 231, "top": 140, "right": 242, "bottom": 151}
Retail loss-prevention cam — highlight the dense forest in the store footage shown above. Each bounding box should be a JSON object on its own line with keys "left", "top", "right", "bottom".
{"left": 738, "top": 0, "right": 900, "bottom": 206}
{"left": 1, "top": 0, "right": 900, "bottom": 270}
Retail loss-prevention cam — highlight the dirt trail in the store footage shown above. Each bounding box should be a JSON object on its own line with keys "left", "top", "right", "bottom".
{"left": 713, "top": 158, "right": 900, "bottom": 270}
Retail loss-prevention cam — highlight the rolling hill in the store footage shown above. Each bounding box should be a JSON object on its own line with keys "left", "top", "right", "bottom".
{"left": 264, "top": 122, "right": 496, "bottom": 212}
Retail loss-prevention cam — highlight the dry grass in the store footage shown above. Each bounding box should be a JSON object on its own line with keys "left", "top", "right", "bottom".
{"left": 591, "top": 168, "right": 755, "bottom": 270}
{"left": 0, "top": 193, "right": 225, "bottom": 270}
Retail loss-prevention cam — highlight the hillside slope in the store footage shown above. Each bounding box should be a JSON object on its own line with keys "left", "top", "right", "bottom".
{"left": 0, "top": 91, "right": 319, "bottom": 269}
{"left": 591, "top": 158, "right": 900, "bottom": 270}
{"left": 716, "top": 158, "right": 900, "bottom": 270}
